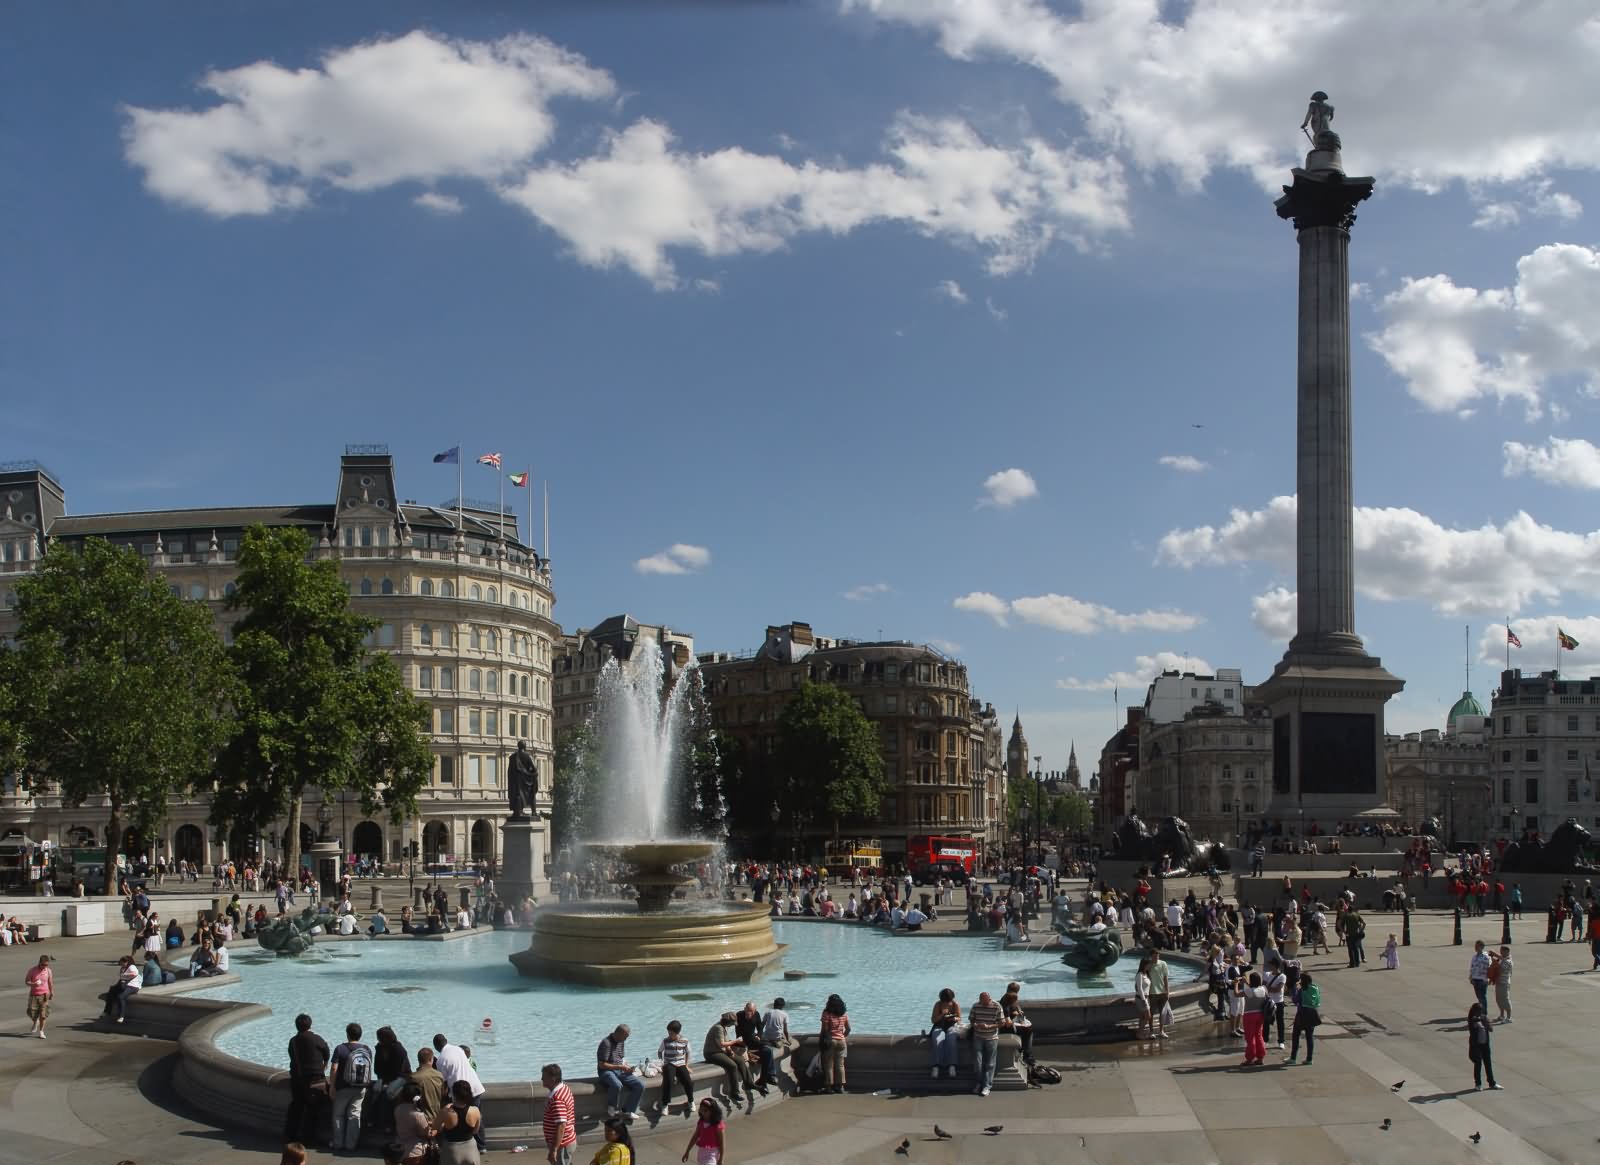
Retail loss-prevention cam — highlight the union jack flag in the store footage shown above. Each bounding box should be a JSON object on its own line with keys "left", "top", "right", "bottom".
{"left": 477, "top": 452, "right": 502, "bottom": 468}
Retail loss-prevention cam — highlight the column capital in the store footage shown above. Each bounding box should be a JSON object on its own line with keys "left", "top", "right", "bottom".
{"left": 1275, "top": 168, "right": 1375, "bottom": 232}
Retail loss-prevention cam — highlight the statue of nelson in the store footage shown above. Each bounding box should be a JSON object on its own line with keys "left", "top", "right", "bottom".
{"left": 508, "top": 740, "right": 539, "bottom": 819}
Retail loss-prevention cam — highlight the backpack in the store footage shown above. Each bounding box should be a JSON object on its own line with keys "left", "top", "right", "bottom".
{"left": 1030, "top": 1064, "right": 1062, "bottom": 1085}
{"left": 339, "top": 1042, "right": 374, "bottom": 1088}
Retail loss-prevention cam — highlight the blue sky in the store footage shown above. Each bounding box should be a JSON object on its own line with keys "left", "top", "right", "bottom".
{"left": 6, "top": 1, "right": 1600, "bottom": 775}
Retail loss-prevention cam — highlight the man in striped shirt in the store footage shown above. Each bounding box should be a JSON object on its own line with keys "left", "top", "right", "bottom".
{"left": 968, "top": 991, "right": 1003, "bottom": 1097}
{"left": 541, "top": 1063, "right": 577, "bottom": 1165}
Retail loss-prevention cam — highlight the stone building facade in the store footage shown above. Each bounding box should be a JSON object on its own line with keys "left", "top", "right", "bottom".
{"left": 697, "top": 621, "right": 1003, "bottom": 862}
{"left": 552, "top": 615, "right": 695, "bottom": 738}
{"left": 1384, "top": 705, "right": 1491, "bottom": 842}
{"left": 1486, "top": 669, "right": 1600, "bottom": 840}
{"left": 0, "top": 449, "right": 557, "bottom": 879}
{"left": 1137, "top": 702, "right": 1271, "bottom": 844}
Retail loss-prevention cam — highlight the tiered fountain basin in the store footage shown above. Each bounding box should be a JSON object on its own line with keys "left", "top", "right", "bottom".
{"left": 510, "top": 840, "right": 783, "bottom": 987}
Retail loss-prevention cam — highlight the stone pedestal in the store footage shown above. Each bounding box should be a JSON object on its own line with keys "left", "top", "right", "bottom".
{"left": 64, "top": 901, "right": 105, "bottom": 936}
{"left": 498, "top": 817, "right": 550, "bottom": 904}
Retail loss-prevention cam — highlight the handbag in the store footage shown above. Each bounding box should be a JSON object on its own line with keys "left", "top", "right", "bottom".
{"left": 1160, "top": 1001, "right": 1174, "bottom": 1027}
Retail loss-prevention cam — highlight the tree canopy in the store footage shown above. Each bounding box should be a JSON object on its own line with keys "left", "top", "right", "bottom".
{"left": 4, "top": 538, "right": 234, "bottom": 894}
{"left": 774, "top": 681, "right": 886, "bottom": 843}
{"left": 551, "top": 720, "right": 601, "bottom": 857}
{"left": 211, "top": 525, "right": 432, "bottom": 875}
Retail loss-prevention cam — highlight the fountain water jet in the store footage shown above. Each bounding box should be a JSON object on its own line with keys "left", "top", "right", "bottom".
{"left": 511, "top": 639, "right": 782, "bottom": 985}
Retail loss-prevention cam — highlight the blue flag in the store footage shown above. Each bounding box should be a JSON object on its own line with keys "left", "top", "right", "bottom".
{"left": 432, "top": 446, "right": 460, "bottom": 464}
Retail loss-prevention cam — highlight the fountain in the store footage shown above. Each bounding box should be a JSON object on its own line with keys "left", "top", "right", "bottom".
{"left": 510, "top": 641, "right": 782, "bottom": 986}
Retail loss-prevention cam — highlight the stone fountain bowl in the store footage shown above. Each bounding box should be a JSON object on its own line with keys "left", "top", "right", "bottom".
{"left": 586, "top": 839, "right": 717, "bottom": 869}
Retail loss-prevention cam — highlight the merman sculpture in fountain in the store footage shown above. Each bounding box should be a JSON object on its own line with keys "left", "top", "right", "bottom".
{"left": 510, "top": 639, "right": 783, "bottom": 986}
{"left": 1056, "top": 923, "right": 1124, "bottom": 975}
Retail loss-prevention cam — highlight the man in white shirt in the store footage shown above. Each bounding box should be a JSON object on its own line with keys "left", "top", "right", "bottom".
{"left": 337, "top": 912, "right": 357, "bottom": 936}
{"left": 213, "top": 940, "right": 231, "bottom": 974}
{"left": 433, "top": 1034, "right": 485, "bottom": 1098}
{"left": 1165, "top": 900, "right": 1183, "bottom": 930}
{"left": 455, "top": 907, "right": 472, "bottom": 930}
{"left": 904, "top": 905, "right": 928, "bottom": 932}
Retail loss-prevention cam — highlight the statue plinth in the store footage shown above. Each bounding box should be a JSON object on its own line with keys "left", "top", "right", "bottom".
{"left": 499, "top": 815, "right": 550, "bottom": 905}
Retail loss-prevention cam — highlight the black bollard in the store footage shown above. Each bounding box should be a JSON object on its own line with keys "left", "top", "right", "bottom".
{"left": 1501, "top": 907, "right": 1512, "bottom": 946}
{"left": 1402, "top": 906, "right": 1412, "bottom": 947}
{"left": 1453, "top": 907, "right": 1463, "bottom": 946}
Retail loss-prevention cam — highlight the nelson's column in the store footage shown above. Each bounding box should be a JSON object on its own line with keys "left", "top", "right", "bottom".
{"left": 1256, "top": 92, "right": 1404, "bottom": 825}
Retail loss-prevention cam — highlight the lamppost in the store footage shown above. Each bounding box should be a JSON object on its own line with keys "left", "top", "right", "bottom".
{"left": 1448, "top": 780, "right": 1456, "bottom": 849}
{"left": 1033, "top": 755, "right": 1044, "bottom": 871}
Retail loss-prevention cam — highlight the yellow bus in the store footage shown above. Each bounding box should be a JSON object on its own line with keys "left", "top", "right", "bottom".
{"left": 823, "top": 838, "right": 883, "bottom": 872}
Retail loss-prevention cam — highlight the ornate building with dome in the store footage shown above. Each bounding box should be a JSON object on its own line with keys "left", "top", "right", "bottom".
{"left": 1384, "top": 689, "right": 1491, "bottom": 841}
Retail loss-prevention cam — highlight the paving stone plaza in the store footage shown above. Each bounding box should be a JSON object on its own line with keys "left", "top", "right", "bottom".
{"left": 5, "top": 897, "right": 1600, "bottom": 1165}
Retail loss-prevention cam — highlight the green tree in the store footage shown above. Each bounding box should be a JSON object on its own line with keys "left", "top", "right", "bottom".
{"left": 551, "top": 721, "right": 602, "bottom": 856}
{"left": 666, "top": 672, "right": 729, "bottom": 840}
{"left": 211, "top": 525, "right": 432, "bottom": 877}
{"left": 5, "top": 538, "right": 234, "bottom": 895}
{"left": 1048, "top": 792, "right": 1093, "bottom": 836}
{"left": 774, "top": 681, "right": 886, "bottom": 846}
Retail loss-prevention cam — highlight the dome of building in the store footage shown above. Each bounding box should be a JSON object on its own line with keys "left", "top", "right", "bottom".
{"left": 1447, "top": 690, "right": 1484, "bottom": 731}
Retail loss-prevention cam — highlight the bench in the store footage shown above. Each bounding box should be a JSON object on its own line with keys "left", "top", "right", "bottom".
{"left": 25, "top": 923, "right": 56, "bottom": 941}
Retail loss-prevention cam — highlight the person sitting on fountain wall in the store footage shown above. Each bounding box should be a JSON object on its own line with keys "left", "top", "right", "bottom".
{"left": 735, "top": 1004, "right": 771, "bottom": 1096}
{"left": 903, "top": 904, "right": 929, "bottom": 932}
{"left": 370, "top": 908, "right": 389, "bottom": 936}
{"left": 844, "top": 893, "right": 858, "bottom": 919}
{"left": 597, "top": 1024, "right": 645, "bottom": 1122}
{"left": 703, "top": 1012, "right": 753, "bottom": 1106}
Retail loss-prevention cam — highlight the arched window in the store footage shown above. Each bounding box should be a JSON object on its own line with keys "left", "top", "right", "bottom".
{"left": 439, "top": 667, "right": 454, "bottom": 690}
{"left": 380, "top": 578, "right": 394, "bottom": 595}
{"left": 419, "top": 578, "right": 434, "bottom": 596}
{"left": 439, "top": 625, "right": 454, "bottom": 648}
{"left": 486, "top": 629, "right": 498, "bottom": 652}
{"left": 360, "top": 578, "right": 373, "bottom": 595}
{"left": 470, "top": 583, "right": 482, "bottom": 601}
{"left": 487, "top": 586, "right": 498, "bottom": 604}
{"left": 471, "top": 627, "right": 482, "bottom": 650}
{"left": 486, "top": 671, "right": 499, "bottom": 694}
{"left": 223, "top": 582, "right": 236, "bottom": 598}
{"left": 188, "top": 583, "right": 206, "bottom": 600}
{"left": 419, "top": 624, "right": 433, "bottom": 646}
{"left": 469, "top": 668, "right": 482, "bottom": 692}
{"left": 378, "top": 624, "right": 395, "bottom": 647}
{"left": 1222, "top": 764, "right": 1232, "bottom": 782}
{"left": 521, "top": 675, "right": 530, "bottom": 698}
{"left": 440, "top": 580, "right": 454, "bottom": 598}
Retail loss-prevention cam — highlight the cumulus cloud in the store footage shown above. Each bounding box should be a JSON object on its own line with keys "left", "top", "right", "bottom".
{"left": 978, "top": 467, "right": 1038, "bottom": 508}
{"left": 984, "top": 296, "right": 1007, "bottom": 322}
{"left": 927, "top": 637, "right": 963, "bottom": 655}
{"left": 1471, "top": 179, "right": 1584, "bottom": 231}
{"left": 952, "top": 591, "right": 1011, "bottom": 625}
{"left": 502, "top": 114, "right": 1129, "bottom": 288}
{"left": 1057, "top": 651, "right": 1213, "bottom": 693}
{"left": 1503, "top": 437, "right": 1600, "bottom": 490}
{"left": 414, "top": 192, "right": 464, "bottom": 215}
{"left": 1159, "top": 454, "right": 1209, "bottom": 473}
{"left": 842, "top": 1, "right": 1600, "bottom": 194}
{"left": 934, "top": 279, "right": 968, "bottom": 303}
{"left": 1251, "top": 586, "right": 1297, "bottom": 642}
{"left": 634, "top": 543, "right": 711, "bottom": 575}
{"left": 954, "top": 591, "right": 1203, "bottom": 634}
{"left": 843, "top": 581, "right": 893, "bottom": 601}
{"left": 1367, "top": 244, "right": 1600, "bottom": 416}
{"left": 123, "top": 31, "right": 616, "bottom": 215}
{"left": 1159, "top": 494, "right": 1600, "bottom": 616}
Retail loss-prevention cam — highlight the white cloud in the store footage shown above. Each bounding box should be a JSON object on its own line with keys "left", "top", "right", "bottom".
{"left": 1503, "top": 437, "right": 1600, "bottom": 490}
{"left": 1471, "top": 179, "right": 1584, "bottom": 231}
{"left": 502, "top": 114, "right": 1129, "bottom": 289}
{"left": 1479, "top": 616, "right": 1600, "bottom": 678}
{"left": 123, "top": 31, "right": 616, "bottom": 216}
{"left": 984, "top": 296, "right": 1007, "bottom": 322}
{"left": 414, "top": 191, "right": 464, "bottom": 215}
{"left": 634, "top": 543, "right": 711, "bottom": 575}
{"left": 927, "top": 638, "right": 963, "bottom": 656}
{"left": 843, "top": 1, "right": 1600, "bottom": 194}
{"left": 954, "top": 591, "right": 1203, "bottom": 634}
{"left": 1368, "top": 243, "right": 1600, "bottom": 416}
{"left": 1057, "top": 651, "right": 1213, "bottom": 693}
{"left": 1250, "top": 586, "right": 1297, "bottom": 642}
{"left": 692, "top": 277, "right": 722, "bottom": 293}
{"left": 1349, "top": 281, "right": 1371, "bottom": 301}
{"left": 843, "top": 582, "right": 893, "bottom": 601}
{"left": 978, "top": 467, "right": 1038, "bottom": 508}
{"left": 1159, "top": 494, "right": 1600, "bottom": 616}
{"left": 1158, "top": 454, "right": 1209, "bottom": 473}
{"left": 934, "top": 279, "right": 968, "bottom": 303}
{"left": 953, "top": 591, "right": 1011, "bottom": 626}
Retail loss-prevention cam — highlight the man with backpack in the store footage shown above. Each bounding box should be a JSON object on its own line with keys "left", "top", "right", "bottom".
{"left": 330, "top": 1021, "right": 375, "bottom": 1151}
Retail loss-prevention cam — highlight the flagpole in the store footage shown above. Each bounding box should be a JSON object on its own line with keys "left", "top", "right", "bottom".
{"left": 1505, "top": 615, "right": 1511, "bottom": 673}
{"left": 526, "top": 464, "right": 532, "bottom": 550}
{"left": 457, "top": 439, "right": 464, "bottom": 533}
{"left": 543, "top": 480, "right": 550, "bottom": 561}
{"left": 498, "top": 462, "right": 505, "bottom": 543}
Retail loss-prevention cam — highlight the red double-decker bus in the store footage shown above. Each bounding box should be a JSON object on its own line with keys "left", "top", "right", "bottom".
{"left": 906, "top": 835, "right": 977, "bottom": 882}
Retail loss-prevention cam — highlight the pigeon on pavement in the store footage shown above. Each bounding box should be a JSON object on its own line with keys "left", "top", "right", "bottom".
{"left": 1469, "top": 1132, "right": 1482, "bottom": 1144}
{"left": 1390, "top": 1081, "right": 1405, "bottom": 1092}
{"left": 895, "top": 1138, "right": 910, "bottom": 1155}
{"left": 983, "top": 1125, "right": 1004, "bottom": 1135}
{"left": 933, "top": 1125, "right": 953, "bottom": 1140}
{"left": 1380, "top": 1119, "right": 1393, "bottom": 1131}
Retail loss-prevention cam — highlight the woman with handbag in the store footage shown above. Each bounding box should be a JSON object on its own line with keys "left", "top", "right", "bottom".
{"left": 928, "top": 988, "right": 962, "bottom": 1078}
{"left": 1286, "top": 972, "right": 1320, "bottom": 1065}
